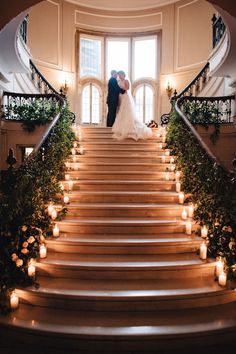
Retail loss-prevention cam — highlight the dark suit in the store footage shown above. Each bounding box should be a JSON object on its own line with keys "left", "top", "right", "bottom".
{"left": 106, "top": 77, "right": 125, "bottom": 127}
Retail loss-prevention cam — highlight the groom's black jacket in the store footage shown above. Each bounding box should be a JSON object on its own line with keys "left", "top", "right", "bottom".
{"left": 106, "top": 77, "right": 125, "bottom": 127}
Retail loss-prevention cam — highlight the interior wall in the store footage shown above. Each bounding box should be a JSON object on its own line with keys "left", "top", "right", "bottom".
{"left": 28, "top": 0, "right": 215, "bottom": 121}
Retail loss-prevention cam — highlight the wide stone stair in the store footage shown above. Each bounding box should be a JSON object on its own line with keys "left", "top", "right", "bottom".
{"left": 1, "top": 126, "right": 236, "bottom": 353}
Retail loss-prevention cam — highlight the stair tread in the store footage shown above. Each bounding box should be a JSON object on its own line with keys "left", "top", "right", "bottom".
{"left": 66, "top": 202, "right": 182, "bottom": 208}
{"left": 58, "top": 218, "right": 185, "bottom": 224}
{"left": 2, "top": 303, "right": 236, "bottom": 337}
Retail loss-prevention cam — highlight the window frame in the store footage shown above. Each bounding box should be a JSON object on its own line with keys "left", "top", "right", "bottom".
{"left": 81, "top": 81, "right": 102, "bottom": 125}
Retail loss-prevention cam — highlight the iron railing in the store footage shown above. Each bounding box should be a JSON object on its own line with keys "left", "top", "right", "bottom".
{"left": 19, "top": 15, "right": 29, "bottom": 45}
{"left": 29, "top": 60, "right": 60, "bottom": 96}
{"left": 212, "top": 14, "right": 226, "bottom": 49}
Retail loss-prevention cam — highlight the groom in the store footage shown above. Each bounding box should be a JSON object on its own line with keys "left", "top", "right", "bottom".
{"left": 106, "top": 70, "right": 125, "bottom": 127}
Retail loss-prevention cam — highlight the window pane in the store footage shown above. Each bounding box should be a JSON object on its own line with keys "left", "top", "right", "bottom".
{"left": 144, "top": 86, "right": 154, "bottom": 123}
{"left": 135, "top": 86, "right": 144, "bottom": 122}
{"left": 134, "top": 38, "right": 156, "bottom": 80}
{"left": 82, "top": 85, "right": 90, "bottom": 124}
{"left": 80, "top": 37, "right": 102, "bottom": 78}
{"left": 91, "top": 85, "right": 100, "bottom": 124}
{"left": 107, "top": 40, "right": 129, "bottom": 79}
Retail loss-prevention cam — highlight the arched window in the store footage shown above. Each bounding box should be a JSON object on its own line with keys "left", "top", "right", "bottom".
{"left": 81, "top": 84, "right": 100, "bottom": 125}
{"left": 135, "top": 84, "right": 154, "bottom": 123}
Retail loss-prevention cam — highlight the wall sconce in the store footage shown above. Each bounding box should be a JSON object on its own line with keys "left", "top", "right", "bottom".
{"left": 60, "top": 80, "right": 69, "bottom": 96}
{"left": 166, "top": 81, "right": 173, "bottom": 99}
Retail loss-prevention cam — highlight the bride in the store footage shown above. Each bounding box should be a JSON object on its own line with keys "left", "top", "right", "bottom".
{"left": 112, "top": 70, "right": 153, "bottom": 141}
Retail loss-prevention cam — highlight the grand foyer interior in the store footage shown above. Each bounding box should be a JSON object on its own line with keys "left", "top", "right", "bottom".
{"left": 0, "top": 0, "right": 236, "bottom": 353}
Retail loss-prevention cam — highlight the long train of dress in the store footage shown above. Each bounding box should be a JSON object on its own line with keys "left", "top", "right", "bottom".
{"left": 112, "top": 89, "right": 153, "bottom": 141}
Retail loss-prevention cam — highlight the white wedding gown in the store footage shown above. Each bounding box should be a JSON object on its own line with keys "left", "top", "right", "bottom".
{"left": 112, "top": 80, "right": 153, "bottom": 141}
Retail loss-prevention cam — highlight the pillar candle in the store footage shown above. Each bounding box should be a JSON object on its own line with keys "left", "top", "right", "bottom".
{"left": 63, "top": 195, "right": 70, "bottom": 204}
{"left": 71, "top": 148, "right": 76, "bottom": 155}
{"left": 201, "top": 225, "right": 208, "bottom": 238}
{"left": 73, "top": 142, "right": 77, "bottom": 148}
{"left": 47, "top": 203, "right": 54, "bottom": 216}
{"left": 181, "top": 208, "right": 188, "bottom": 220}
{"left": 186, "top": 221, "right": 192, "bottom": 235}
{"left": 65, "top": 174, "right": 70, "bottom": 181}
{"left": 51, "top": 209, "right": 57, "bottom": 220}
{"left": 178, "top": 192, "right": 185, "bottom": 204}
{"left": 65, "top": 161, "right": 70, "bottom": 169}
{"left": 199, "top": 242, "right": 207, "bottom": 260}
{"left": 176, "top": 182, "right": 181, "bottom": 193}
{"left": 188, "top": 205, "right": 194, "bottom": 218}
{"left": 165, "top": 172, "right": 170, "bottom": 181}
{"left": 218, "top": 271, "right": 227, "bottom": 286}
{"left": 161, "top": 155, "right": 166, "bottom": 163}
{"left": 10, "top": 291, "right": 19, "bottom": 310}
{"left": 28, "top": 261, "right": 36, "bottom": 277}
{"left": 170, "top": 165, "right": 175, "bottom": 172}
{"left": 80, "top": 147, "right": 84, "bottom": 155}
{"left": 68, "top": 180, "right": 73, "bottom": 191}
{"left": 175, "top": 171, "right": 180, "bottom": 182}
{"left": 53, "top": 224, "right": 59, "bottom": 237}
{"left": 170, "top": 157, "right": 175, "bottom": 164}
{"left": 165, "top": 150, "right": 170, "bottom": 156}
{"left": 72, "top": 156, "right": 77, "bottom": 162}
{"left": 216, "top": 258, "right": 224, "bottom": 276}
{"left": 39, "top": 244, "right": 47, "bottom": 259}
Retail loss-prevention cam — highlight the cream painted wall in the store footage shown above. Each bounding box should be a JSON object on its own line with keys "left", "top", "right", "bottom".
{"left": 28, "top": 0, "right": 215, "bottom": 122}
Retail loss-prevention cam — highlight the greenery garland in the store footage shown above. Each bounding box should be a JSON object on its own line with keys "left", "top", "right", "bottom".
{"left": 166, "top": 109, "right": 236, "bottom": 278}
{"left": 0, "top": 104, "right": 75, "bottom": 312}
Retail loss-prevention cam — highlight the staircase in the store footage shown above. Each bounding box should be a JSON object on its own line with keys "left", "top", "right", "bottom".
{"left": 1, "top": 126, "right": 236, "bottom": 353}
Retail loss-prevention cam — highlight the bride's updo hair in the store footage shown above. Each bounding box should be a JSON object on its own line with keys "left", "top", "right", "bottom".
{"left": 118, "top": 70, "right": 126, "bottom": 77}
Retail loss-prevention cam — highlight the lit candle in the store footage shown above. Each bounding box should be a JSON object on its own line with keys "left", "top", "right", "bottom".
{"left": 72, "top": 155, "right": 77, "bottom": 162}
{"left": 161, "top": 155, "right": 166, "bottom": 163}
{"left": 53, "top": 224, "right": 59, "bottom": 237}
{"left": 218, "top": 271, "right": 227, "bottom": 287}
{"left": 165, "top": 172, "right": 170, "bottom": 181}
{"left": 170, "top": 157, "right": 175, "bottom": 164}
{"left": 159, "top": 143, "right": 163, "bottom": 149}
{"left": 73, "top": 164, "right": 79, "bottom": 171}
{"left": 28, "top": 259, "right": 36, "bottom": 277}
{"left": 80, "top": 147, "right": 84, "bottom": 155}
{"left": 170, "top": 165, "right": 175, "bottom": 172}
{"left": 175, "top": 171, "right": 180, "bottom": 182}
{"left": 39, "top": 244, "right": 47, "bottom": 259}
{"left": 216, "top": 258, "right": 224, "bottom": 277}
{"left": 178, "top": 192, "right": 185, "bottom": 204}
{"left": 176, "top": 182, "right": 181, "bottom": 193}
{"left": 63, "top": 195, "right": 70, "bottom": 204}
{"left": 185, "top": 221, "right": 192, "bottom": 235}
{"left": 68, "top": 180, "right": 73, "bottom": 191}
{"left": 65, "top": 174, "right": 70, "bottom": 181}
{"left": 181, "top": 208, "right": 188, "bottom": 220}
{"left": 71, "top": 148, "right": 76, "bottom": 156}
{"left": 165, "top": 150, "right": 170, "bottom": 156}
{"left": 47, "top": 203, "right": 54, "bottom": 216}
{"left": 10, "top": 291, "right": 19, "bottom": 310}
{"left": 156, "top": 132, "right": 161, "bottom": 138}
{"left": 188, "top": 204, "right": 194, "bottom": 218}
{"left": 162, "top": 136, "right": 166, "bottom": 143}
{"left": 65, "top": 161, "right": 70, "bottom": 169}
{"left": 73, "top": 142, "right": 77, "bottom": 148}
{"left": 201, "top": 225, "right": 208, "bottom": 238}
{"left": 199, "top": 242, "right": 207, "bottom": 260}
{"left": 51, "top": 209, "right": 57, "bottom": 220}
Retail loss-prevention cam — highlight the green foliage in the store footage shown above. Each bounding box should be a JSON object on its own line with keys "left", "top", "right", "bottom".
{"left": 167, "top": 110, "right": 236, "bottom": 277}
{"left": 0, "top": 104, "right": 75, "bottom": 309}
{"left": 4, "top": 98, "right": 59, "bottom": 132}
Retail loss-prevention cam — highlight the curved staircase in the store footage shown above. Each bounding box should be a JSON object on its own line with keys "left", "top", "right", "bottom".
{"left": 1, "top": 126, "right": 236, "bottom": 353}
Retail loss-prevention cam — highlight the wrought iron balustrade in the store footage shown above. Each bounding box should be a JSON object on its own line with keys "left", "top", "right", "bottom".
{"left": 19, "top": 15, "right": 29, "bottom": 45}
{"left": 29, "top": 60, "right": 60, "bottom": 96}
{"left": 212, "top": 14, "right": 226, "bottom": 48}
{"left": 178, "top": 95, "right": 235, "bottom": 124}
{"left": 161, "top": 62, "right": 210, "bottom": 125}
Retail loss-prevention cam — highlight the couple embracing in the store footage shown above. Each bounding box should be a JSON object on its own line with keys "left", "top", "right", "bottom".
{"left": 106, "top": 70, "right": 152, "bottom": 141}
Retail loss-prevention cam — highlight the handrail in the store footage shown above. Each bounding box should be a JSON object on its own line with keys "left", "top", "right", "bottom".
{"left": 175, "top": 95, "right": 235, "bottom": 174}
{"left": 161, "top": 62, "right": 210, "bottom": 125}
{"left": 212, "top": 14, "right": 226, "bottom": 49}
{"left": 29, "top": 59, "right": 60, "bottom": 96}
{"left": 175, "top": 62, "right": 210, "bottom": 98}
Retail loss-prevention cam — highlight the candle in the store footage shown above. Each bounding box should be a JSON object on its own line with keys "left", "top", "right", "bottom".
{"left": 53, "top": 224, "right": 59, "bottom": 237}
{"left": 218, "top": 271, "right": 227, "bottom": 287}
{"left": 159, "top": 143, "right": 163, "bottom": 149}
{"left": 80, "top": 147, "right": 84, "bottom": 155}
{"left": 170, "top": 165, "right": 175, "bottom": 172}
{"left": 186, "top": 221, "right": 192, "bottom": 235}
{"left": 178, "top": 192, "right": 185, "bottom": 204}
{"left": 216, "top": 258, "right": 224, "bottom": 277}
{"left": 65, "top": 174, "right": 70, "bottom": 181}
{"left": 188, "top": 205, "right": 194, "bottom": 218}
{"left": 201, "top": 225, "right": 208, "bottom": 238}
{"left": 156, "top": 132, "right": 161, "bottom": 138}
{"left": 68, "top": 180, "right": 73, "bottom": 191}
{"left": 199, "top": 242, "right": 207, "bottom": 260}
{"left": 165, "top": 172, "right": 170, "bottom": 181}
{"left": 47, "top": 203, "right": 54, "bottom": 216}
{"left": 176, "top": 182, "right": 181, "bottom": 193}
{"left": 51, "top": 209, "right": 57, "bottom": 220}
{"left": 165, "top": 150, "right": 170, "bottom": 156}
{"left": 39, "top": 244, "right": 47, "bottom": 259}
{"left": 10, "top": 291, "right": 19, "bottom": 310}
{"left": 71, "top": 148, "right": 76, "bottom": 155}
{"left": 162, "top": 136, "right": 166, "bottom": 143}
{"left": 161, "top": 155, "right": 166, "bottom": 163}
{"left": 73, "top": 142, "right": 77, "bottom": 148}
{"left": 181, "top": 208, "right": 188, "bottom": 220}
{"left": 73, "top": 164, "right": 79, "bottom": 171}
{"left": 64, "top": 195, "right": 70, "bottom": 204}
{"left": 170, "top": 157, "right": 175, "bottom": 164}
{"left": 60, "top": 183, "right": 64, "bottom": 191}
{"left": 28, "top": 260, "right": 36, "bottom": 277}
{"left": 175, "top": 171, "right": 180, "bottom": 182}
{"left": 65, "top": 161, "right": 70, "bottom": 169}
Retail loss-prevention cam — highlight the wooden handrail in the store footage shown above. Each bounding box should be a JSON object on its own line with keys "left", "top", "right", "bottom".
{"left": 175, "top": 95, "right": 235, "bottom": 174}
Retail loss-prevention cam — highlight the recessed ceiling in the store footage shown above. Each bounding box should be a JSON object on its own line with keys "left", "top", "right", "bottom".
{"left": 66, "top": 0, "right": 181, "bottom": 11}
